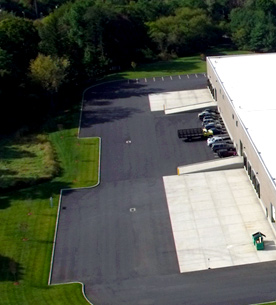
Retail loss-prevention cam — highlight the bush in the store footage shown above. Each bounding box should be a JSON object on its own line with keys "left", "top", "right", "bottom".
{"left": 0, "top": 133, "right": 60, "bottom": 191}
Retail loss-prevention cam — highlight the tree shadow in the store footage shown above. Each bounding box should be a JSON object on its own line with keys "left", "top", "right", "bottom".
{"left": 0, "top": 169, "right": 18, "bottom": 176}
{"left": 0, "top": 255, "right": 23, "bottom": 282}
{"left": 85, "top": 81, "right": 166, "bottom": 101}
{"left": 0, "top": 195, "right": 10, "bottom": 209}
{"left": 0, "top": 146, "right": 36, "bottom": 159}
{"left": 0, "top": 176, "right": 53, "bottom": 193}
{"left": 91, "top": 101, "right": 113, "bottom": 106}
{"left": 82, "top": 106, "right": 143, "bottom": 126}
{"left": 135, "top": 60, "right": 202, "bottom": 74}
{"left": 0, "top": 181, "right": 72, "bottom": 210}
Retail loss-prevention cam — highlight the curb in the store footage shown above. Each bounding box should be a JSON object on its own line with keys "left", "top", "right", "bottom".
{"left": 48, "top": 137, "right": 101, "bottom": 305}
{"left": 47, "top": 80, "right": 112, "bottom": 304}
{"left": 78, "top": 79, "right": 127, "bottom": 138}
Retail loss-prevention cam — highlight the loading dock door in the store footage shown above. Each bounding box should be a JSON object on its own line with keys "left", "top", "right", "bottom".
{"left": 240, "top": 140, "right": 243, "bottom": 156}
{"left": 271, "top": 203, "right": 275, "bottom": 222}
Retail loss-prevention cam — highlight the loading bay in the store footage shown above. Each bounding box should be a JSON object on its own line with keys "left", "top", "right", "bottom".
{"left": 50, "top": 74, "right": 276, "bottom": 305}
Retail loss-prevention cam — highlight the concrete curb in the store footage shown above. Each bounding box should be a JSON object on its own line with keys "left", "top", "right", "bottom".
{"left": 47, "top": 137, "right": 101, "bottom": 304}
{"left": 48, "top": 80, "right": 111, "bottom": 304}
{"left": 49, "top": 281, "right": 94, "bottom": 305}
{"left": 78, "top": 79, "right": 127, "bottom": 138}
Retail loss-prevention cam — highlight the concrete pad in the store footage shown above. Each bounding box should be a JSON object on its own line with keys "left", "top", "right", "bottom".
{"left": 163, "top": 168, "right": 276, "bottom": 273}
{"left": 148, "top": 89, "right": 216, "bottom": 113}
{"left": 177, "top": 157, "right": 244, "bottom": 175}
{"left": 165, "top": 102, "right": 218, "bottom": 114}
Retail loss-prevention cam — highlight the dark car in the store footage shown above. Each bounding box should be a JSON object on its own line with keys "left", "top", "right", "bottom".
{"left": 217, "top": 149, "right": 237, "bottom": 157}
{"left": 198, "top": 109, "right": 219, "bottom": 120}
{"left": 204, "top": 122, "right": 223, "bottom": 130}
{"left": 208, "top": 127, "right": 224, "bottom": 135}
{"left": 202, "top": 118, "right": 221, "bottom": 126}
{"left": 212, "top": 143, "right": 235, "bottom": 153}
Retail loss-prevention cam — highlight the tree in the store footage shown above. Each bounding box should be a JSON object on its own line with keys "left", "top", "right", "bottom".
{"left": 29, "top": 54, "right": 69, "bottom": 108}
{"left": 0, "top": 47, "right": 12, "bottom": 77}
{"left": 0, "top": 16, "right": 39, "bottom": 73}
{"left": 147, "top": 7, "right": 220, "bottom": 57}
{"left": 37, "top": 2, "right": 72, "bottom": 57}
{"left": 230, "top": 7, "right": 276, "bottom": 51}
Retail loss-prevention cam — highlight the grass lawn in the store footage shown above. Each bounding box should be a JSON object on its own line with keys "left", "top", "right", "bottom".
{"left": 100, "top": 50, "right": 252, "bottom": 82}
{"left": 0, "top": 110, "right": 99, "bottom": 304}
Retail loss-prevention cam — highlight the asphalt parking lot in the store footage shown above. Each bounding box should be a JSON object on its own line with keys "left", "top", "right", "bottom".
{"left": 51, "top": 74, "right": 276, "bottom": 305}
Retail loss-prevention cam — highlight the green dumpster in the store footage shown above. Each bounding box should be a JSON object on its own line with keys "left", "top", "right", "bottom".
{"left": 252, "top": 232, "right": 266, "bottom": 250}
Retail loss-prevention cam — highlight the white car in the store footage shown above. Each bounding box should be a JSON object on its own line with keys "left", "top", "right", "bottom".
{"left": 207, "top": 135, "right": 230, "bottom": 146}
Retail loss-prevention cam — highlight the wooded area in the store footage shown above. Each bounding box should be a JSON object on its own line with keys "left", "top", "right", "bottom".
{"left": 1, "top": 0, "right": 276, "bottom": 132}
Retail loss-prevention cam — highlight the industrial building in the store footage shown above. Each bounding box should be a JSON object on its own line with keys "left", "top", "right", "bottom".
{"left": 207, "top": 53, "right": 276, "bottom": 229}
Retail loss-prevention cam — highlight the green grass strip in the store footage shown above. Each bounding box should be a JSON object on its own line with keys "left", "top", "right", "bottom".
{"left": 0, "top": 127, "right": 99, "bottom": 305}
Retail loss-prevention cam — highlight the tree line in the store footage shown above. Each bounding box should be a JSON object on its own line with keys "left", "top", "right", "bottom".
{"left": 1, "top": 0, "right": 276, "bottom": 132}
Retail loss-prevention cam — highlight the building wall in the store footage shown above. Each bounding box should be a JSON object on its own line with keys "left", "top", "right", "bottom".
{"left": 207, "top": 57, "right": 276, "bottom": 230}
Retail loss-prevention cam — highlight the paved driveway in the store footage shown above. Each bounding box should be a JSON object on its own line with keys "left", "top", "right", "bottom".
{"left": 51, "top": 74, "right": 276, "bottom": 305}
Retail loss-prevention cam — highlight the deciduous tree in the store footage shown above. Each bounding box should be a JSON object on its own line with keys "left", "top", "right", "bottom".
{"left": 29, "top": 54, "right": 69, "bottom": 108}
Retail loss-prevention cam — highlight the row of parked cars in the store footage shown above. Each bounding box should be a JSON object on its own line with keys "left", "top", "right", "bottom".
{"left": 198, "top": 108, "right": 226, "bottom": 135}
{"left": 198, "top": 108, "right": 237, "bottom": 158}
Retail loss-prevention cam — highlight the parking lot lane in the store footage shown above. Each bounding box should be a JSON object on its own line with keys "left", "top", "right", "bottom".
{"left": 51, "top": 177, "right": 179, "bottom": 286}
{"left": 84, "top": 261, "right": 276, "bottom": 305}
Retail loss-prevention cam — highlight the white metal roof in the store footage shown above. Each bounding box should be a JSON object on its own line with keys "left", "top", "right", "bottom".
{"left": 208, "top": 53, "right": 276, "bottom": 181}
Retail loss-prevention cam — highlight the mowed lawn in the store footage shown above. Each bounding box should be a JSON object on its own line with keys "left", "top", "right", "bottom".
{"left": 0, "top": 123, "right": 99, "bottom": 305}
{"left": 101, "top": 50, "right": 252, "bottom": 81}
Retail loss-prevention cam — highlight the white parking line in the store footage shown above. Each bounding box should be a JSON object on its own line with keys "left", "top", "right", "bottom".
{"left": 204, "top": 73, "right": 206, "bottom": 77}
{"left": 195, "top": 74, "right": 198, "bottom": 78}
{"left": 162, "top": 77, "right": 164, "bottom": 81}
{"left": 153, "top": 77, "right": 156, "bottom": 82}
{"left": 136, "top": 79, "right": 138, "bottom": 83}
{"left": 145, "top": 78, "right": 147, "bottom": 82}
{"left": 170, "top": 76, "right": 173, "bottom": 80}
{"left": 178, "top": 75, "right": 181, "bottom": 79}
{"left": 187, "top": 75, "right": 190, "bottom": 79}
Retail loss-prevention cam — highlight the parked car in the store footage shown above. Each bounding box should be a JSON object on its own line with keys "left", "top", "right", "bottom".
{"left": 204, "top": 122, "right": 223, "bottom": 130}
{"left": 208, "top": 127, "right": 224, "bottom": 135}
{"left": 217, "top": 149, "right": 237, "bottom": 158}
{"left": 212, "top": 143, "right": 235, "bottom": 153}
{"left": 202, "top": 118, "right": 221, "bottom": 126}
{"left": 199, "top": 113, "right": 219, "bottom": 121}
{"left": 198, "top": 109, "right": 219, "bottom": 120}
{"left": 210, "top": 139, "right": 233, "bottom": 148}
{"left": 207, "top": 135, "right": 230, "bottom": 146}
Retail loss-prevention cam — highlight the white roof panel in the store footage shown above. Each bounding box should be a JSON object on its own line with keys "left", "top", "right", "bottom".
{"left": 208, "top": 53, "right": 276, "bottom": 180}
